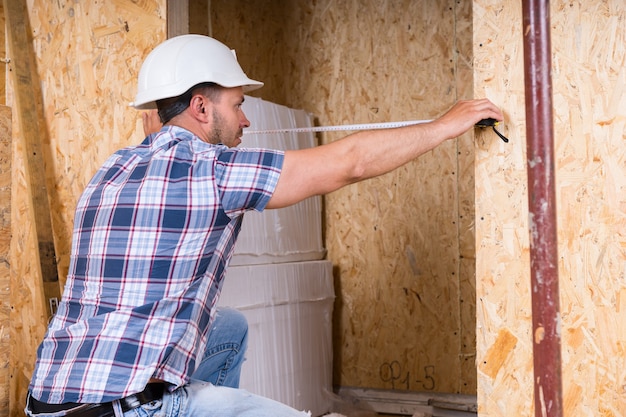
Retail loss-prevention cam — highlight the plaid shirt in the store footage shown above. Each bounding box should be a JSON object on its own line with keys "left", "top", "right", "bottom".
{"left": 29, "top": 126, "right": 284, "bottom": 404}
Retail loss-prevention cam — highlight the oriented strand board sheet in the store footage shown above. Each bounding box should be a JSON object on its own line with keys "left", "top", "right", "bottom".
{"left": 208, "top": 0, "right": 291, "bottom": 106}
{"left": 7, "top": 1, "right": 165, "bottom": 414}
{"left": 212, "top": 0, "right": 477, "bottom": 394}
{"left": 289, "top": 1, "right": 476, "bottom": 395}
{"left": 474, "top": 0, "right": 626, "bottom": 415}
{"left": 0, "top": 106, "right": 11, "bottom": 417}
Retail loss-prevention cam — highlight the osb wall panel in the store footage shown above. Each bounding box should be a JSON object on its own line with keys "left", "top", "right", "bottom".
{"left": 7, "top": 1, "right": 165, "bottom": 414}
{"left": 208, "top": 0, "right": 290, "bottom": 106}
{"left": 0, "top": 106, "right": 11, "bottom": 417}
{"left": 212, "top": 0, "right": 477, "bottom": 394}
{"left": 475, "top": 0, "right": 626, "bottom": 415}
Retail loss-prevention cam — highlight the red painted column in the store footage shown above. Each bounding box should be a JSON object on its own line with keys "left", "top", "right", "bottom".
{"left": 521, "top": 1, "right": 563, "bottom": 416}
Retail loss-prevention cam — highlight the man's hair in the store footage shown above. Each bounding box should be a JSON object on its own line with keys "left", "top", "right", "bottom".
{"left": 156, "top": 82, "right": 223, "bottom": 124}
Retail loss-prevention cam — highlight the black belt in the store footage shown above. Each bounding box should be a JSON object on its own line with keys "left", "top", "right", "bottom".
{"left": 28, "top": 383, "right": 165, "bottom": 417}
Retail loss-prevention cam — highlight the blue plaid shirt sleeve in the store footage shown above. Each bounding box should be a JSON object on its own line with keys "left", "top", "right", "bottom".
{"left": 215, "top": 148, "right": 283, "bottom": 217}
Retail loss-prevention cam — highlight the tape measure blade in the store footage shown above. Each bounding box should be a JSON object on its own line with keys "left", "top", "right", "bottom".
{"left": 243, "top": 119, "right": 432, "bottom": 135}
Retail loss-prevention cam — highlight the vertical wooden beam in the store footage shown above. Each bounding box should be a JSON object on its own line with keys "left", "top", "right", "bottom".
{"left": 521, "top": 1, "right": 563, "bottom": 416}
{"left": 167, "top": 0, "right": 188, "bottom": 38}
{"left": 3, "top": 0, "right": 60, "bottom": 313}
{"left": 0, "top": 17, "right": 8, "bottom": 417}
{"left": 452, "top": 0, "right": 477, "bottom": 393}
{"left": 0, "top": 0, "right": 6, "bottom": 106}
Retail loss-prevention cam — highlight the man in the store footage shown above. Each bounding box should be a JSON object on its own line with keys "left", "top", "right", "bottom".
{"left": 25, "top": 35, "right": 503, "bottom": 417}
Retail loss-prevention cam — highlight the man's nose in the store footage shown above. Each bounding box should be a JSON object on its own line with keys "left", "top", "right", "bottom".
{"left": 240, "top": 110, "right": 250, "bottom": 128}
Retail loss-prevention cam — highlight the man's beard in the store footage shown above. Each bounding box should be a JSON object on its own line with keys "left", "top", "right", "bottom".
{"left": 209, "top": 109, "right": 241, "bottom": 146}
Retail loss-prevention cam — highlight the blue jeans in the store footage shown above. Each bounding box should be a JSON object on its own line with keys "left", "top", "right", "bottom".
{"left": 25, "top": 307, "right": 310, "bottom": 417}
{"left": 123, "top": 380, "right": 311, "bottom": 417}
{"left": 191, "top": 307, "right": 249, "bottom": 387}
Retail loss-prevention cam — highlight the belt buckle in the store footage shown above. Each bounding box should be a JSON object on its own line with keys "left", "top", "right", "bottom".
{"left": 120, "top": 383, "right": 165, "bottom": 412}
{"left": 120, "top": 394, "right": 141, "bottom": 411}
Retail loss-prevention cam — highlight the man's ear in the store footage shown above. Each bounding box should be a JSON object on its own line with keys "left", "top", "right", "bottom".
{"left": 189, "top": 94, "right": 211, "bottom": 122}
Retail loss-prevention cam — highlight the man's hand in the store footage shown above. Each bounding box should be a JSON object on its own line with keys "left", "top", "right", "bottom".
{"left": 431, "top": 99, "right": 504, "bottom": 141}
{"left": 142, "top": 110, "right": 163, "bottom": 136}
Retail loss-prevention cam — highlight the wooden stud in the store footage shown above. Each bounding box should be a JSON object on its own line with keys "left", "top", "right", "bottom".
{"left": 4, "top": 0, "right": 60, "bottom": 314}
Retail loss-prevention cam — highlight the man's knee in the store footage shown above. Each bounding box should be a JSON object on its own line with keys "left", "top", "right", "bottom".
{"left": 215, "top": 307, "right": 248, "bottom": 341}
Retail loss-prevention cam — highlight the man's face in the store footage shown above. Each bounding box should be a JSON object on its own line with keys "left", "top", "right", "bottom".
{"left": 207, "top": 87, "right": 249, "bottom": 148}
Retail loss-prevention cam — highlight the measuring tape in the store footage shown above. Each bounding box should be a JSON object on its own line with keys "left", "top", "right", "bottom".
{"left": 243, "top": 119, "right": 433, "bottom": 135}
{"left": 244, "top": 118, "right": 510, "bottom": 143}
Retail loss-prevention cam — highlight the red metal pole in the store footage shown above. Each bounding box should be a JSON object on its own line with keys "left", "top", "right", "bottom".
{"left": 521, "top": 1, "right": 563, "bottom": 416}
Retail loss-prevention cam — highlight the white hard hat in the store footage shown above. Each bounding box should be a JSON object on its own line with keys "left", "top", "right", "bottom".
{"left": 131, "top": 34, "right": 263, "bottom": 110}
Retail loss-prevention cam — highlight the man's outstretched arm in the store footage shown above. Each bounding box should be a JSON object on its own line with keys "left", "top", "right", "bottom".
{"left": 267, "top": 98, "right": 503, "bottom": 209}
